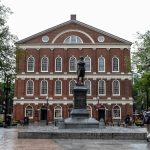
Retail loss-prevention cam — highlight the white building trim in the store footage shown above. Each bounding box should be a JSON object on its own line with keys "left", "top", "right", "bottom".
{"left": 13, "top": 99, "right": 133, "bottom": 105}
{"left": 52, "top": 29, "right": 95, "bottom": 43}
{"left": 16, "top": 74, "right": 132, "bottom": 80}
{"left": 17, "top": 44, "right": 131, "bottom": 49}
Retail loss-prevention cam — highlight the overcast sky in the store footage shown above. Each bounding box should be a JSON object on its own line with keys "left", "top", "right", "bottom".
{"left": 2, "top": 0, "right": 150, "bottom": 43}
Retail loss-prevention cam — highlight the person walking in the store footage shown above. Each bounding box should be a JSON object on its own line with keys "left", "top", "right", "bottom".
{"left": 125, "top": 114, "right": 130, "bottom": 127}
{"left": 143, "top": 107, "right": 150, "bottom": 142}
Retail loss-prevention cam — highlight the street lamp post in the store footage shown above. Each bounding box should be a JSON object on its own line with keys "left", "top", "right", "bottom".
{"left": 46, "top": 96, "right": 49, "bottom": 125}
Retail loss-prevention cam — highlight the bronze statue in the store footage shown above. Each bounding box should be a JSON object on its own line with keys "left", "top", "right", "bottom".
{"left": 77, "top": 56, "right": 85, "bottom": 84}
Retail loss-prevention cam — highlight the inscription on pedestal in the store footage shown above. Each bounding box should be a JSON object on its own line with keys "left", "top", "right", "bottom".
{"left": 74, "top": 94, "right": 86, "bottom": 109}
{"left": 73, "top": 86, "right": 87, "bottom": 109}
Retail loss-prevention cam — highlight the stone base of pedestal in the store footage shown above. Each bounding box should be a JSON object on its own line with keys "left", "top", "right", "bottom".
{"left": 60, "top": 85, "right": 99, "bottom": 129}
{"left": 64, "top": 117, "right": 99, "bottom": 129}
{"left": 70, "top": 109, "right": 89, "bottom": 118}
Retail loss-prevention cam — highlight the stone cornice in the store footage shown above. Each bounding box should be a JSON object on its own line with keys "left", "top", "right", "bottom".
{"left": 13, "top": 99, "right": 133, "bottom": 105}
{"left": 16, "top": 74, "right": 132, "bottom": 80}
{"left": 16, "top": 43, "right": 131, "bottom": 50}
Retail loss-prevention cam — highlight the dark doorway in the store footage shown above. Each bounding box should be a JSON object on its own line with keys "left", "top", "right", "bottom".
{"left": 98, "top": 109, "right": 105, "bottom": 121}
{"left": 40, "top": 107, "right": 47, "bottom": 120}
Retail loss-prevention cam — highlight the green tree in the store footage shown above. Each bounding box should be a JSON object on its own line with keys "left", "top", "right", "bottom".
{"left": 133, "top": 73, "right": 150, "bottom": 111}
{"left": 0, "top": 1, "right": 17, "bottom": 78}
{"left": 132, "top": 31, "right": 150, "bottom": 72}
{"left": 132, "top": 31, "right": 150, "bottom": 111}
{"left": 0, "top": 1, "right": 18, "bottom": 115}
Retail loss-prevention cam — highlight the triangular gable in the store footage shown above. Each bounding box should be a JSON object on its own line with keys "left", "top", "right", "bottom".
{"left": 16, "top": 18, "right": 132, "bottom": 45}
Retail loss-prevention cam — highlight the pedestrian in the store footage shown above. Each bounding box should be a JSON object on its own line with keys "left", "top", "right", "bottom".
{"left": 125, "top": 114, "right": 130, "bottom": 127}
{"left": 143, "top": 107, "right": 150, "bottom": 142}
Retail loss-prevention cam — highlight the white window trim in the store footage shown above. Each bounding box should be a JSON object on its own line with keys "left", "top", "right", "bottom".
{"left": 40, "top": 80, "right": 48, "bottom": 96}
{"left": 98, "top": 80, "right": 106, "bottom": 96}
{"left": 112, "top": 57, "right": 119, "bottom": 72}
{"left": 112, "top": 105, "right": 121, "bottom": 119}
{"left": 52, "top": 29, "right": 94, "bottom": 43}
{"left": 25, "top": 105, "right": 34, "bottom": 119}
{"left": 26, "top": 80, "right": 34, "bottom": 96}
{"left": 55, "top": 80, "right": 62, "bottom": 96}
{"left": 41, "top": 56, "right": 49, "bottom": 72}
{"left": 69, "top": 80, "right": 76, "bottom": 96}
{"left": 84, "top": 56, "right": 91, "bottom": 72}
{"left": 84, "top": 80, "right": 91, "bottom": 96}
{"left": 63, "top": 35, "right": 83, "bottom": 44}
{"left": 98, "top": 56, "right": 105, "bottom": 72}
{"left": 27, "top": 56, "right": 35, "bottom": 72}
{"left": 112, "top": 80, "right": 120, "bottom": 96}
{"left": 54, "top": 105, "right": 62, "bottom": 119}
{"left": 69, "top": 56, "right": 77, "bottom": 72}
{"left": 55, "top": 57, "right": 62, "bottom": 72}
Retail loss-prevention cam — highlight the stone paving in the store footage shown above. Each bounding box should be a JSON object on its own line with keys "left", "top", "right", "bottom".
{"left": 0, "top": 126, "right": 150, "bottom": 150}
{"left": 0, "top": 128, "right": 63, "bottom": 150}
{"left": 54, "top": 139, "right": 150, "bottom": 150}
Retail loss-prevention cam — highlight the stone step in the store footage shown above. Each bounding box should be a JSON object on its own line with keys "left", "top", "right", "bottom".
{"left": 18, "top": 128, "right": 147, "bottom": 140}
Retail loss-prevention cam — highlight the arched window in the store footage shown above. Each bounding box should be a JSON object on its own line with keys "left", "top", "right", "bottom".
{"left": 64, "top": 35, "right": 83, "bottom": 44}
{"left": 54, "top": 105, "right": 62, "bottom": 119}
{"left": 85, "top": 80, "right": 91, "bottom": 95}
{"left": 55, "top": 57, "right": 62, "bottom": 72}
{"left": 112, "top": 80, "right": 120, "bottom": 96}
{"left": 25, "top": 105, "right": 33, "bottom": 118}
{"left": 98, "top": 80, "right": 106, "bottom": 95}
{"left": 69, "top": 80, "right": 76, "bottom": 95}
{"left": 27, "top": 56, "right": 34, "bottom": 72}
{"left": 112, "top": 57, "right": 119, "bottom": 72}
{"left": 112, "top": 105, "right": 121, "bottom": 119}
{"left": 40, "top": 80, "right": 48, "bottom": 95}
{"left": 41, "top": 57, "right": 48, "bottom": 72}
{"left": 84, "top": 56, "right": 91, "bottom": 72}
{"left": 87, "top": 105, "right": 92, "bottom": 117}
{"left": 55, "top": 80, "right": 62, "bottom": 95}
{"left": 98, "top": 57, "right": 105, "bottom": 72}
{"left": 26, "top": 80, "right": 34, "bottom": 95}
{"left": 69, "top": 57, "right": 77, "bottom": 72}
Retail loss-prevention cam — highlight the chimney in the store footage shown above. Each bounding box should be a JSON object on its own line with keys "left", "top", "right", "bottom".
{"left": 70, "top": 14, "right": 76, "bottom": 20}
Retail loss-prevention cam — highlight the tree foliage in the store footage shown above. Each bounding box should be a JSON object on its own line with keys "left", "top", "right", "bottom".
{"left": 132, "top": 31, "right": 150, "bottom": 111}
{"left": 0, "top": 1, "right": 17, "bottom": 79}
{"left": 0, "top": 1, "right": 17, "bottom": 114}
{"left": 132, "top": 31, "right": 150, "bottom": 72}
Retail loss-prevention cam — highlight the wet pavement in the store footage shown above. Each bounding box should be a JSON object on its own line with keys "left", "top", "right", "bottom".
{"left": 0, "top": 128, "right": 63, "bottom": 150}
{"left": 55, "top": 139, "right": 150, "bottom": 150}
{"left": 0, "top": 127, "right": 150, "bottom": 150}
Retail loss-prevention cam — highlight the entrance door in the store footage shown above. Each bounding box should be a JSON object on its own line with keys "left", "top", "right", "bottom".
{"left": 40, "top": 107, "right": 47, "bottom": 120}
{"left": 98, "top": 109, "right": 105, "bottom": 121}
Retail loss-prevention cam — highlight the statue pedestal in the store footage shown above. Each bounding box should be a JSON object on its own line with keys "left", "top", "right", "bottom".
{"left": 62, "top": 85, "right": 99, "bottom": 129}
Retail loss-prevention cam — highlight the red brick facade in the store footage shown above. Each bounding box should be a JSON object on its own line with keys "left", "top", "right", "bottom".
{"left": 14, "top": 15, "right": 133, "bottom": 124}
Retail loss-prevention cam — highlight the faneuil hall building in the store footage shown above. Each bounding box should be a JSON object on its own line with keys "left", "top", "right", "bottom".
{"left": 14, "top": 15, "right": 133, "bottom": 125}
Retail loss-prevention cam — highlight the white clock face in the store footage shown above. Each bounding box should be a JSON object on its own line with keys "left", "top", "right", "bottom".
{"left": 98, "top": 36, "right": 105, "bottom": 42}
{"left": 42, "top": 35, "right": 49, "bottom": 43}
